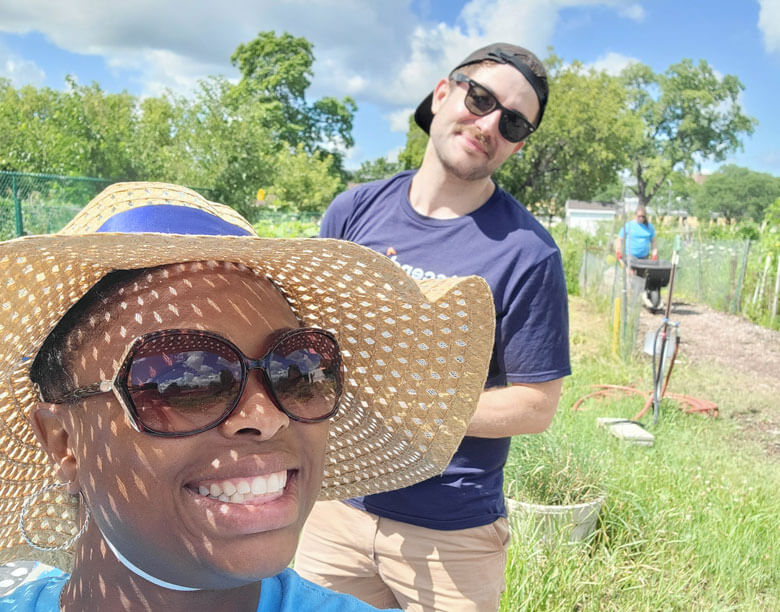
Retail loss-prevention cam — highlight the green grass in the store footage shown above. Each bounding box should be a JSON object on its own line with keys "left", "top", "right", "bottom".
{"left": 500, "top": 296, "right": 780, "bottom": 611}
{"left": 253, "top": 217, "right": 320, "bottom": 238}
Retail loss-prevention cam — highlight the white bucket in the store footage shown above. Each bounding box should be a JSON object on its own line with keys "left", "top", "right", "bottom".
{"left": 506, "top": 495, "right": 605, "bottom": 544}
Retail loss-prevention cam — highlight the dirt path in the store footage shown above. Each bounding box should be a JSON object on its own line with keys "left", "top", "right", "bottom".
{"left": 636, "top": 300, "right": 780, "bottom": 455}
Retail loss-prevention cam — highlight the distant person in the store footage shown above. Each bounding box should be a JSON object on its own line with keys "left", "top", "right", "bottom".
{"left": 615, "top": 205, "right": 658, "bottom": 263}
{"left": 295, "top": 42, "right": 571, "bottom": 611}
{"left": 0, "top": 182, "right": 494, "bottom": 611}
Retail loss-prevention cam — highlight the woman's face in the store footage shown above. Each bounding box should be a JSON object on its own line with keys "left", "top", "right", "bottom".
{"left": 55, "top": 262, "right": 330, "bottom": 588}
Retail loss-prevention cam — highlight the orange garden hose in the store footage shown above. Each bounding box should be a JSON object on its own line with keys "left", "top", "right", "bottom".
{"left": 571, "top": 383, "right": 718, "bottom": 419}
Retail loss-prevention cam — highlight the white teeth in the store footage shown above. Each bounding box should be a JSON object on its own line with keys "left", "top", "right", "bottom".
{"left": 195, "top": 471, "right": 288, "bottom": 503}
{"left": 223, "top": 481, "right": 236, "bottom": 496}
{"left": 251, "top": 476, "right": 267, "bottom": 495}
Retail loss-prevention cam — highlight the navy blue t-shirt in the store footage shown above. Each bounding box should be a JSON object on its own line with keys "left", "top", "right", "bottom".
{"left": 321, "top": 170, "right": 570, "bottom": 530}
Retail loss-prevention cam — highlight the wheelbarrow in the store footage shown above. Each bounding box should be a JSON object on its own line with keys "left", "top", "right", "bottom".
{"left": 629, "top": 258, "right": 673, "bottom": 311}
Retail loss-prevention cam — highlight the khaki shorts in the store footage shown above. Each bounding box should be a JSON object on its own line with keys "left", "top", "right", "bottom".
{"left": 295, "top": 500, "right": 511, "bottom": 612}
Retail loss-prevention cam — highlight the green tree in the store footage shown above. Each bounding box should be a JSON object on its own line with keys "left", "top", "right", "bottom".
{"left": 496, "top": 58, "right": 636, "bottom": 216}
{"left": 170, "top": 75, "right": 281, "bottom": 215}
{"left": 62, "top": 78, "right": 138, "bottom": 179}
{"left": 0, "top": 32, "right": 355, "bottom": 219}
{"left": 0, "top": 79, "right": 71, "bottom": 173}
{"left": 621, "top": 59, "right": 756, "bottom": 209}
{"left": 130, "top": 94, "right": 186, "bottom": 181}
{"left": 764, "top": 196, "right": 780, "bottom": 229}
{"left": 350, "top": 156, "right": 401, "bottom": 183}
{"left": 230, "top": 31, "right": 356, "bottom": 157}
{"left": 0, "top": 77, "right": 138, "bottom": 179}
{"left": 693, "top": 165, "right": 780, "bottom": 222}
{"left": 260, "top": 143, "right": 344, "bottom": 213}
{"left": 397, "top": 114, "right": 427, "bottom": 170}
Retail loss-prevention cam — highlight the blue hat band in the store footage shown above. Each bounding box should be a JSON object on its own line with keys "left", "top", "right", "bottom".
{"left": 97, "top": 205, "right": 253, "bottom": 237}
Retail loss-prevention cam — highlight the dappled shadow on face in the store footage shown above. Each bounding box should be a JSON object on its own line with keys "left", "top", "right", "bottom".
{"left": 50, "top": 262, "right": 327, "bottom": 609}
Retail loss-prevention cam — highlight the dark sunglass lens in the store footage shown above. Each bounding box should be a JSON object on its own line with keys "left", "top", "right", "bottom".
{"left": 497, "top": 114, "right": 522, "bottom": 143}
{"left": 465, "top": 84, "right": 497, "bottom": 115}
{"left": 267, "top": 331, "right": 341, "bottom": 421}
{"left": 127, "top": 334, "right": 243, "bottom": 433}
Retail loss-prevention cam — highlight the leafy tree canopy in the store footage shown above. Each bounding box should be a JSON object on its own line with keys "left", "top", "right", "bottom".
{"left": 621, "top": 59, "right": 756, "bottom": 209}
{"left": 496, "top": 56, "right": 636, "bottom": 217}
{"left": 0, "top": 31, "right": 355, "bottom": 219}
{"left": 693, "top": 164, "right": 780, "bottom": 222}
{"left": 350, "top": 156, "right": 402, "bottom": 184}
{"left": 398, "top": 114, "right": 428, "bottom": 171}
{"left": 231, "top": 31, "right": 356, "bottom": 155}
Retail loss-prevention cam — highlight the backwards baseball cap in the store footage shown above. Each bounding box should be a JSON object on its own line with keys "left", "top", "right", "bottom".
{"left": 414, "top": 42, "right": 549, "bottom": 136}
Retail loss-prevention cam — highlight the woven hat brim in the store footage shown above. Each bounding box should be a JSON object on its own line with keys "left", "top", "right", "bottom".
{"left": 0, "top": 232, "right": 494, "bottom": 566}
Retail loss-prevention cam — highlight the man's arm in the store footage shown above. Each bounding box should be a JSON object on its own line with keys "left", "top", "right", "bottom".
{"left": 614, "top": 236, "right": 624, "bottom": 264}
{"left": 465, "top": 379, "right": 563, "bottom": 438}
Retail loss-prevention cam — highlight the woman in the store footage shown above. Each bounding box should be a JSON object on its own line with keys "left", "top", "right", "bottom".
{"left": 0, "top": 183, "right": 494, "bottom": 610}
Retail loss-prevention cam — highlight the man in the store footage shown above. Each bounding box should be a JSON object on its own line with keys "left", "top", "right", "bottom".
{"left": 295, "top": 43, "right": 571, "bottom": 611}
{"left": 615, "top": 205, "right": 658, "bottom": 262}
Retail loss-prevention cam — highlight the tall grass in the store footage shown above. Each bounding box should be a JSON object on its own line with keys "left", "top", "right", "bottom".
{"left": 501, "top": 296, "right": 780, "bottom": 611}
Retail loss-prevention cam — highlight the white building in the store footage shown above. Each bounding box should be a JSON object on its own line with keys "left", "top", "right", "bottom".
{"left": 564, "top": 200, "right": 619, "bottom": 235}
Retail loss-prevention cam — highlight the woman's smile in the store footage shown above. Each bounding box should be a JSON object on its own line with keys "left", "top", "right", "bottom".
{"left": 185, "top": 468, "right": 303, "bottom": 536}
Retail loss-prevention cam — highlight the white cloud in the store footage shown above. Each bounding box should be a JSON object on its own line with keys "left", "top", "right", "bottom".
{"left": 392, "top": 0, "right": 559, "bottom": 107}
{"left": 616, "top": 3, "right": 645, "bottom": 21}
{"left": 1, "top": 55, "right": 46, "bottom": 87}
{"left": 758, "top": 0, "right": 780, "bottom": 54}
{"left": 342, "top": 143, "right": 365, "bottom": 170}
{"left": 388, "top": 107, "right": 415, "bottom": 133}
{"left": 0, "top": 0, "right": 658, "bottom": 161}
{"left": 563, "top": 0, "right": 645, "bottom": 21}
{"left": 0, "top": 41, "right": 45, "bottom": 86}
{"left": 589, "top": 51, "right": 639, "bottom": 75}
{"left": 385, "top": 145, "right": 404, "bottom": 163}
{"left": 0, "top": 0, "right": 650, "bottom": 103}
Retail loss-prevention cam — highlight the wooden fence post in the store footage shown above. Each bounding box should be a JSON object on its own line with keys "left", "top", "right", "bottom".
{"left": 752, "top": 254, "right": 771, "bottom": 307}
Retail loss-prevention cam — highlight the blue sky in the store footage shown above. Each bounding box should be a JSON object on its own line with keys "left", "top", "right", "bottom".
{"left": 1, "top": 0, "right": 778, "bottom": 175}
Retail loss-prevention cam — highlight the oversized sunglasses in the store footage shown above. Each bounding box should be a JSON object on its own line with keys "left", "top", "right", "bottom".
{"left": 451, "top": 72, "right": 536, "bottom": 143}
{"left": 46, "top": 328, "right": 342, "bottom": 437}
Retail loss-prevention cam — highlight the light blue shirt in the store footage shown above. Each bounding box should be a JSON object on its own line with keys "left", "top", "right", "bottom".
{"left": 0, "top": 568, "right": 395, "bottom": 611}
{"left": 618, "top": 219, "right": 656, "bottom": 258}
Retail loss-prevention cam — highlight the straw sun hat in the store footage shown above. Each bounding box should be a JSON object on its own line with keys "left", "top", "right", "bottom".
{"left": 0, "top": 182, "right": 495, "bottom": 567}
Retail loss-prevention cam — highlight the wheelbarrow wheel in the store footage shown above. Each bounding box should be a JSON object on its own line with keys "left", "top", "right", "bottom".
{"left": 644, "top": 289, "right": 661, "bottom": 310}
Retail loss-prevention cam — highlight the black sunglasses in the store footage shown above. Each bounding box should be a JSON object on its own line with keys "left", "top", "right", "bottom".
{"left": 451, "top": 72, "right": 536, "bottom": 143}
{"left": 45, "top": 328, "right": 342, "bottom": 437}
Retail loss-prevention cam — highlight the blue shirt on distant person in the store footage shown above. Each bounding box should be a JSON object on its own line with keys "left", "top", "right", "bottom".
{"left": 618, "top": 219, "right": 656, "bottom": 258}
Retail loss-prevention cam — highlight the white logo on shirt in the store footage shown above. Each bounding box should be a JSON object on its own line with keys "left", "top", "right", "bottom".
{"left": 387, "top": 254, "right": 450, "bottom": 280}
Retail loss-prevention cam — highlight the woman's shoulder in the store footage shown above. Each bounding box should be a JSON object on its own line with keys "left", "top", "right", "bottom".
{"left": 261, "top": 568, "right": 400, "bottom": 612}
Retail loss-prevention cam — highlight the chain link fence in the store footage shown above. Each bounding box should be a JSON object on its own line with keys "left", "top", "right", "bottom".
{"left": 579, "top": 249, "right": 646, "bottom": 358}
{"left": 578, "top": 223, "right": 780, "bottom": 353}
{"left": 1, "top": 171, "right": 114, "bottom": 240}
{"left": 665, "top": 235, "right": 779, "bottom": 328}
{"left": 0, "top": 171, "right": 324, "bottom": 240}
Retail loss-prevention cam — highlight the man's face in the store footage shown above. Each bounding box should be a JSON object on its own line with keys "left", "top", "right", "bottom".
{"left": 427, "top": 62, "right": 541, "bottom": 181}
